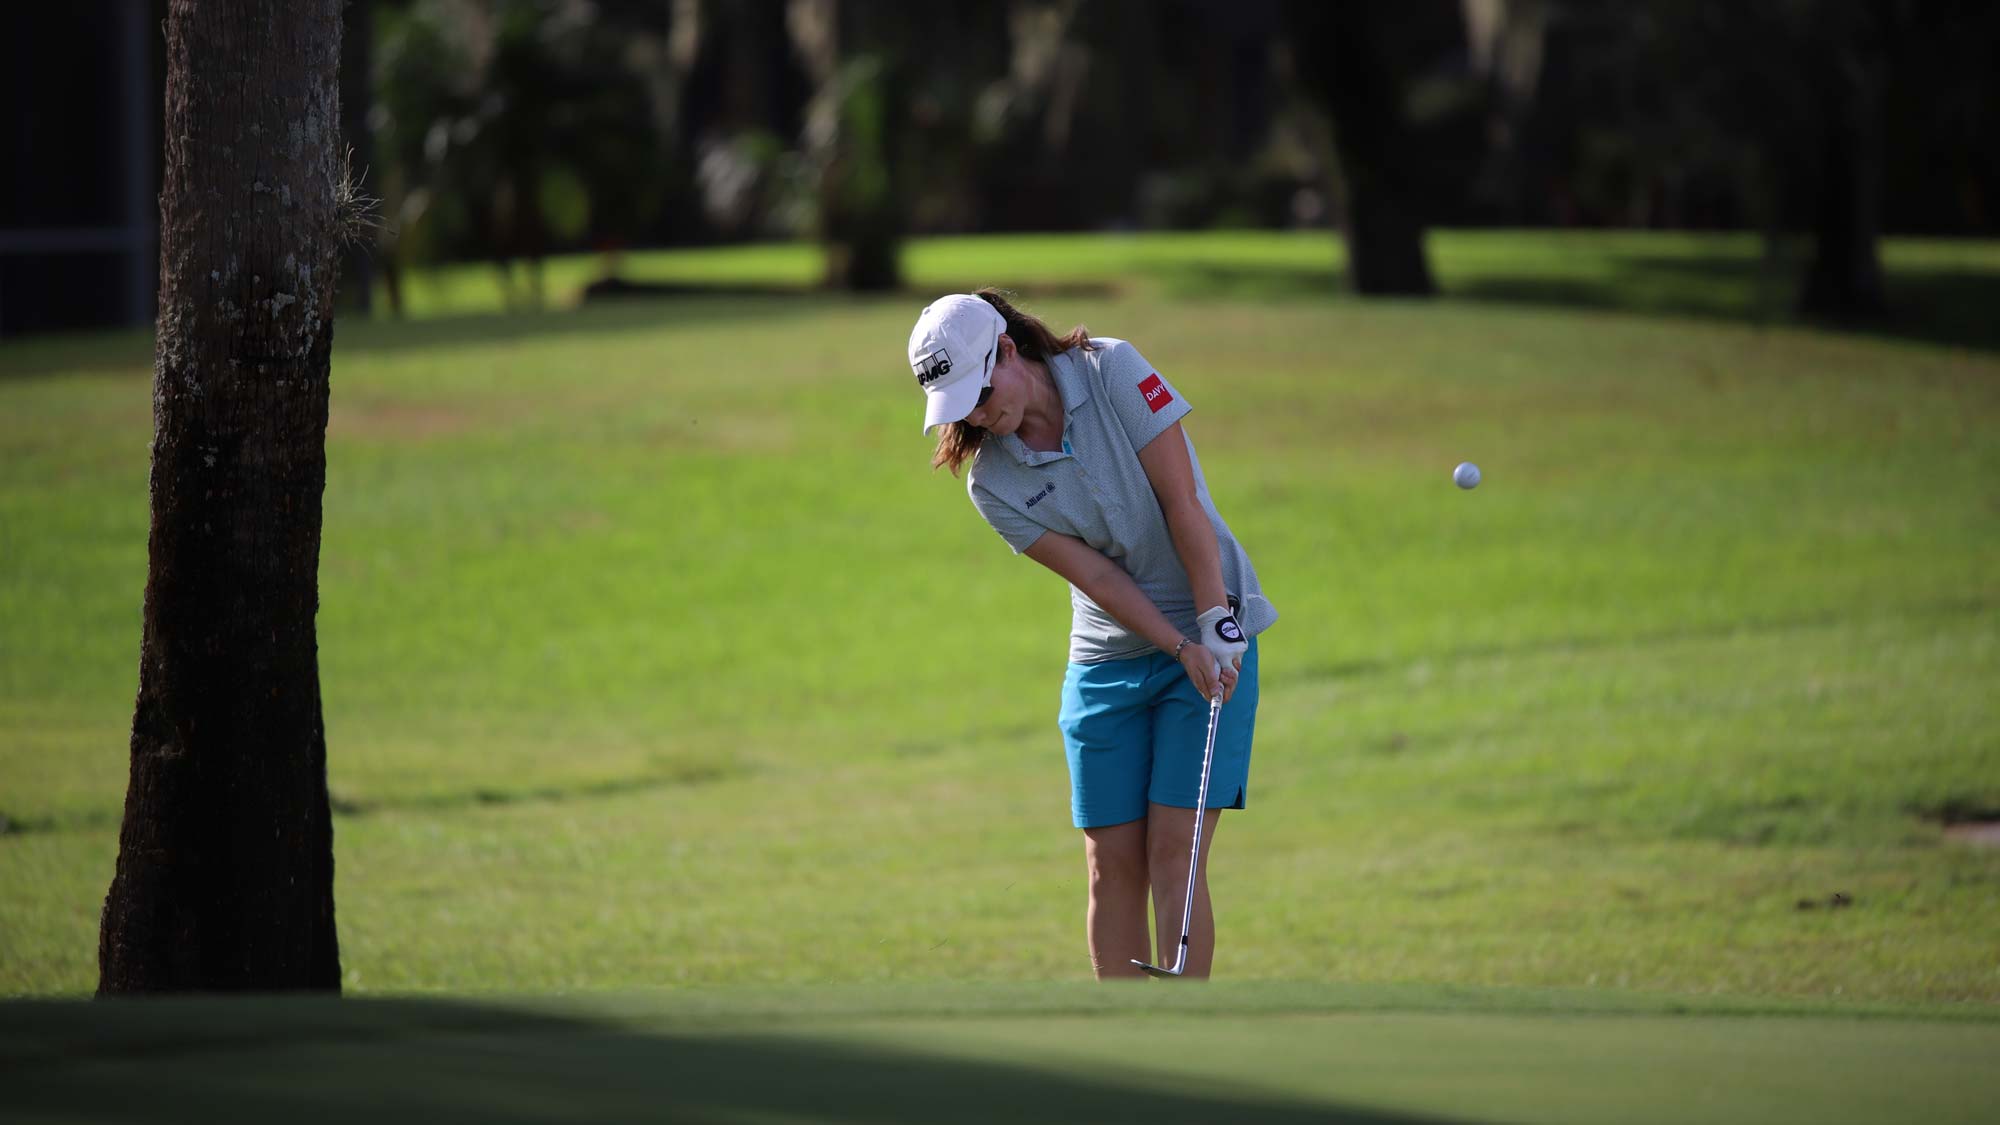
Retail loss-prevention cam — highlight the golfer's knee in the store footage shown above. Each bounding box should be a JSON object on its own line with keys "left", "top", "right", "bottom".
{"left": 1147, "top": 830, "right": 1192, "bottom": 874}
{"left": 1086, "top": 848, "right": 1146, "bottom": 896}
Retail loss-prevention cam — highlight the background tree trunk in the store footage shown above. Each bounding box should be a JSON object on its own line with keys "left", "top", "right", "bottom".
{"left": 1286, "top": 0, "right": 1447, "bottom": 296}
{"left": 1798, "top": 4, "right": 1889, "bottom": 322}
{"left": 99, "top": 0, "right": 344, "bottom": 994}
{"left": 791, "top": 0, "right": 908, "bottom": 291}
{"left": 337, "top": 0, "right": 372, "bottom": 316}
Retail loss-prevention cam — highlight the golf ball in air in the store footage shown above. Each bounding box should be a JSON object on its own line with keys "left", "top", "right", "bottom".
{"left": 1454, "top": 462, "right": 1481, "bottom": 489}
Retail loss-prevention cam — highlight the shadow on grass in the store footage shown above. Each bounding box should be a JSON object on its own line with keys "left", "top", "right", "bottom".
{"left": 9, "top": 249, "right": 1993, "bottom": 381}
{"left": 0, "top": 293, "right": 846, "bottom": 379}
{"left": 1091, "top": 247, "right": 2000, "bottom": 354}
{"left": 575, "top": 257, "right": 2000, "bottom": 354}
{"left": 1148, "top": 263, "right": 1346, "bottom": 300}
{"left": 2, "top": 995, "right": 1444, "bottom": 1124}
{"left": 3, "top": 761, "right": 749, "bottom": 838}
{"left": 1452, "top": 251, "right": 2000, "bottom": 354}
{"left": 0, "top": 283, "right": 1121, "bottom": 380}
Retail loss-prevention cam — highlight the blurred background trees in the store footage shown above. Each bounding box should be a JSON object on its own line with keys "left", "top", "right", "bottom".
{"left": 356, "top": 0, "right": 1995, "bottom": 309}
{"left": 4, "top": 0, "right": 1994, "bottom": 332}
{"left": 370, "top": 0, "right": 674, "bottom": 312}
{"left": 1283, "top": 0, "right": 1482, "bottom": 295}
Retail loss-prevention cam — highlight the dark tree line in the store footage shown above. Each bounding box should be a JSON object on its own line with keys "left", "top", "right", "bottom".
{"left": 1453, "top": 0, "right": 1996, "bottom": 320}
{"left": 353, "top": 0, "right": 1993, "bottom": 321}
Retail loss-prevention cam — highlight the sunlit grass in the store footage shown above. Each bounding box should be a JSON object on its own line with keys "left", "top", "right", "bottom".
{"left": 2, "top": 242, "right": 1996, "bottom": 1004}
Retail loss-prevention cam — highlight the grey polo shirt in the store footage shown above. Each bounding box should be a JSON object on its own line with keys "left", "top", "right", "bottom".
{"left": 967, "top": 337, "right": 1278, "bottom": 664}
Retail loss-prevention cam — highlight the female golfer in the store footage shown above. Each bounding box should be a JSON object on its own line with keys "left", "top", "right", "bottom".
{"left": 908, "top": 289, "right": 1276, "bottom": 979}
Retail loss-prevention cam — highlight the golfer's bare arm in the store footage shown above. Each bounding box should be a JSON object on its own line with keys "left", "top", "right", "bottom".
{"left": 1135, "top": 422, "right": 1232, "bottom": 618}
{"left": 1023, "top": 533, "right": 1187, "bottom": 655}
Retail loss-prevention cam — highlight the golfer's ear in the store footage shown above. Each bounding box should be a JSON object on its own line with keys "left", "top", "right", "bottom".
{"left": 996, "top": 333, "right": 1015, "bottom": 362}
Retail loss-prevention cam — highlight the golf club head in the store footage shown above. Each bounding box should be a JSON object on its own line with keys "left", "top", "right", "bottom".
{"left": 1131, "top": 958, "right": 1186, "bottom": 978}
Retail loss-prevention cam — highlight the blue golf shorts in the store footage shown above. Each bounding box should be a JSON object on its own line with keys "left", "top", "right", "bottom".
{"left": 1057, "top": 638, "right": 1259, "bottom": 829}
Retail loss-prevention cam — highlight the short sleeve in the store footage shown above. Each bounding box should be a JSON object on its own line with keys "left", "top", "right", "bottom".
{"left": 1099, "top": 341, "right": 1192, "bottom": 452}
{"left": 969, "top": 479, "right": 1048, "bottom": 555}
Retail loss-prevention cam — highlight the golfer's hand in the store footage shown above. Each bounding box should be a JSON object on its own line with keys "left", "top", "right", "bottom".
{"left": 1195, "top": 605, "right": 1247, "bottom": 688}
{"left": 1178, "top": 643, "right": 1238, "bottom": 703}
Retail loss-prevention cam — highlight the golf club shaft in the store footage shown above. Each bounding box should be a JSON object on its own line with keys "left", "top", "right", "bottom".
{"left": 1170, "top": 692, "right": 1224, "bottom": 970}
{"left": 1137, "top": 690, "right": 1223, "bottom": 976}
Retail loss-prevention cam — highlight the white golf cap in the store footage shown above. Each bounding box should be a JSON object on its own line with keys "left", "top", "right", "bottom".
{"left": 908, "top": 294, "right": 1006, "bottom": 433}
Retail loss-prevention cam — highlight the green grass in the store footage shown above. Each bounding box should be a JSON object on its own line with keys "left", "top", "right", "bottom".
{"left": 374, "top": 229, "right": 2000, "bottom": 351}
{"left": 2, "top": 233, "right": 1997, "bottom": 1015}
{"left": 6, "top": 986, "right": 2000, "bottom": 1123}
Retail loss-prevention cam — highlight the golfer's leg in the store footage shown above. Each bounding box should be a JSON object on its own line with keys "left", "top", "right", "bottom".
{"left": 1145, "top": 802, "right": 1221, "bottom": 978}
{"left": 1083, "top": 820, "right": 1149, "bottom": 980}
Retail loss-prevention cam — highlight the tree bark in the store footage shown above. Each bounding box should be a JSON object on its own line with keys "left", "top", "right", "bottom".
{"left": 99, "top": 0, "right": 344, "bottom": 994}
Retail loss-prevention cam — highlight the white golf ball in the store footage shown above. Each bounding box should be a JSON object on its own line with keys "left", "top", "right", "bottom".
{"left": 1454, "top": 461, "right": 1481, "bottom": 489}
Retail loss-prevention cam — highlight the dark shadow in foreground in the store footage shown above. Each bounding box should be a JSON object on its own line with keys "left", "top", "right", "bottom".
{"left": 2, "top": 995, "right": 1449, "bottom": 1125}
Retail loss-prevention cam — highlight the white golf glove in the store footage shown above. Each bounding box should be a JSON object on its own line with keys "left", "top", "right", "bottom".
{"left": 1195, "top": 603, "right": 1247, "bottom": 674}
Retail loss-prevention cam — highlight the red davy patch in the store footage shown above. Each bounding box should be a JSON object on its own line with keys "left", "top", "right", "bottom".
{"left": 1139, "top": 373, "right": 1173, "bottom": 413}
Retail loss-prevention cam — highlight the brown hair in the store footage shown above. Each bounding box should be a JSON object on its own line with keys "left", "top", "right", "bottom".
{"left": 930, "top": 288, "right": 1096, "bottom": 476}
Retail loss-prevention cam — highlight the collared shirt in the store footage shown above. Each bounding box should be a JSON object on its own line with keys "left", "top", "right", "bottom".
{"left": 967, "top": 338, "right": 1277, "bottom": 664}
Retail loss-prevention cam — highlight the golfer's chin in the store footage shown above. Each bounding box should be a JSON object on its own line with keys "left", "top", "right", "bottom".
{"left": 982, "top": 411, "right": 1019, "bottom": 437}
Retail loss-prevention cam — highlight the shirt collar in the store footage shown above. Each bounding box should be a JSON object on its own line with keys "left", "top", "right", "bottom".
{"left": 1049, "top": 347, "right": 1092, "bottom": 414}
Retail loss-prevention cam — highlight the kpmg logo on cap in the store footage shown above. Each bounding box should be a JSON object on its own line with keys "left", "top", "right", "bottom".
{"left": 913, "top": 348, "right": 953, "bottom": 387}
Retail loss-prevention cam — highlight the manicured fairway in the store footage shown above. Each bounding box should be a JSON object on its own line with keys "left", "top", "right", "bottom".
{"left": 2, "top": 233, "right": 1996, "bottom": 1007}
{"left": 6, "top": 985, "right": 1999, "bottom": 1123}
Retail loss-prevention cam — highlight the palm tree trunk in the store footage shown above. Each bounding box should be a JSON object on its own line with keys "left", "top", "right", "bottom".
{"left": 99, "top": 0, "right": 344, "bottom": 993}
{"left": 1287, "top": 0, "right": 1441, "bottom": 296}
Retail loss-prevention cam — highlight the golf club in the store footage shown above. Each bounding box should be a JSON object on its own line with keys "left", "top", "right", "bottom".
{"left": 1132, "top": 688, "right": 1223, "bottom": 979}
